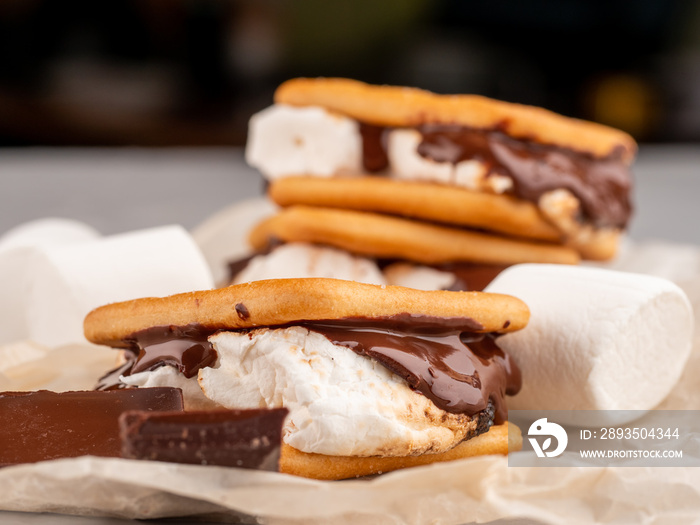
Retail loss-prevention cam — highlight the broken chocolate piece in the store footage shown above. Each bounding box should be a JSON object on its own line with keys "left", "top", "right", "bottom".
{"left": 0, "top": 387, "right": 184, "bottom": 466}
{"left": 120, "top": 408, "right": 289, "bottom": 471}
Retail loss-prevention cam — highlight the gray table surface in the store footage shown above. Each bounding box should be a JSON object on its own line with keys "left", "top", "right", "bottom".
{"left": 0, "top": 144, "right": 699, "bottom": 243}
{"left": 0, "top": 144, "right": 697, "bottom": 524}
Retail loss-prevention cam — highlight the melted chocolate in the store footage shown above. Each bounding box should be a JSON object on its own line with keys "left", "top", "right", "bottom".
{"left": 96, "top": 324, "right": 218, "bottom": 391}
{"left": 235, "top": 303, "right": 251, "bottom": 320}
{"left": 360, "top": 122, "right": 632, "bottom": 229}
{"left": 436, "top": 262, "right": 510, "bottom": 291}
{"left": 97, "top": 316, "right": 519, "bottom": 425}
{"left": 321, "top": 313, "right": 484, "bottom": 332}
{"left": 227, "top": 254, "right": 256, "bottom": 282}
{"left": 128, "top": 324, "right": 217, "bottom": 378}
{"left": 95, "top": 359, "right": 133, "bottom": 391}
{"left": 359, "top": 122, "right": 389, "bottom": 172}
{"left": 301, "top": 321, "right": 520, "bottom": 424}
{"left": 374, "top": 258, "right": 507, "bottom": 291}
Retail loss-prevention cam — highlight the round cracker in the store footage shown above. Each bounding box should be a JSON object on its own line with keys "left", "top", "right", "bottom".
{"left": 275, "top": 77, "right": 636, "bottom": 163}
{"left": 249, "top": 206, "right": 580, "bottom": 266}
{"left": 269, "top": 176, "right": 563, "bottom": 242}
{"left": 84, "top": 278, "right": 530, "bottom": 347}
{"left": 279, "top": 421, "right": 521, "bottom": 480}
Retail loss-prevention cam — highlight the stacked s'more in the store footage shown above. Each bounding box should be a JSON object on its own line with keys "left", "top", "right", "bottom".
{"left": 239, "top": 77, "right": 637, "bottom": 290}
{"left": 87, "top": 278, "right": 530, "bottom": 479}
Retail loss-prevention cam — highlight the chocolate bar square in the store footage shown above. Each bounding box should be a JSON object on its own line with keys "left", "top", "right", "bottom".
{"left": 0, "top": 387, "right": 184, "bottom": 466}
{"left": 120, "top": 408, "right": 288, "bottom": 471}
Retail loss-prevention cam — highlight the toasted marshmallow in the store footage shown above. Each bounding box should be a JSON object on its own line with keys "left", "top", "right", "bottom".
{"left": 245, "top": 104, "right": 518, "bottom": 195}
{"left": 485, "top": 264, "right": 694, "bottom": 424}
{"left": 246, "top": 104, "right": 362, "bottom": 180}
{"left": 198, "top": 327, "right": 475, "bottom": 457}
{"left": 233, "top": 243, "right": 386, "bottom": 285}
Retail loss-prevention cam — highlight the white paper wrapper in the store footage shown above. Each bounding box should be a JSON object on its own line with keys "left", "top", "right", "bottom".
{"left": 1, "top": 239, "right": 700, "bottom": 524}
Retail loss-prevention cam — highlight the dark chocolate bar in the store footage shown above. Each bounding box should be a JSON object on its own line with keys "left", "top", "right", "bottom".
{"left": 0, "top": 387, "right": 184, "bottom": 466}
{"left": 120, "top": 408, "right": 288, "bottom": 471}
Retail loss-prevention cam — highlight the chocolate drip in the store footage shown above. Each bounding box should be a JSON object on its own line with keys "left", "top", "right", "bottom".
{"left": 96, "top": 316, "right": 520, "bottom": 425}
{"left": 301, "top": 321, "right": 521, "bottom": 424}
{"left": 417, "top": 124, "right": 632, "bottom": 228}
{"left": 227, "top": 254, "right": 256, "bottom": 282}
{"left": 95, "top": 324, "right": 218, "bottom": 391}
{"left": 235, "top": 303, "right": 251, "bottom": 320}
{"left": 323, "top": 313, "right": 485, "bottom": 332}
{"left": 359, "top": 122, "right": 389, "bottom": 172}
{"left": 436, "top": 262, "right": 509, "bottom": 291}
{"left": 95, "top": 359, "right": 134, "bottom": 391}
{"left": 128, "top": 324, "right": 218, "bottom": 378}
{"left": 359, "top": 120, "right": 632, "bottom": 229}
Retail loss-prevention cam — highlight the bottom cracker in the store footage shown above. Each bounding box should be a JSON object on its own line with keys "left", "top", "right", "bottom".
{"left": 279, "top": 422, "right": 521, "bottom": 480}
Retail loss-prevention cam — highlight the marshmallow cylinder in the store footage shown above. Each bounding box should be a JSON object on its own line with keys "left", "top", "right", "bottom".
{"left": 382, "top": 262, "right": 456, "bottom": 291}
{"left": 26, "top": 225, "right": 214, "bottom": 347}
{"left": 485, "top": 264, "right": 694, "bottom": 420}
{"left": 0, "top": 218, "right": 100, "bottom": 253}
{"left": 0, "top": 218, "right": 101, "bottom": 345}
{"left": 246, "top": 104, "right": 362, "bottom": 180}
{"left": 0, "top": 248, "right": 36, "bottom": 345}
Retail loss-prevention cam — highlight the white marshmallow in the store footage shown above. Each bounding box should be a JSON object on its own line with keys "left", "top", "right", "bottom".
{"left": 245, "top": 104, "right": 362, "bottom": 180}
{"left": 0, "top": 219, "right": 101, "bottom": 345}
{"left": 485, "top": 264, "right": 694, "bottom": 423}
{"left": 0, "top": 217, "right": 99, "bottom": 252}
{"left": 383, "top": 262, "right": 456, "bottom": 291}
{"left": 25, "top": 225, "right": 214, "bottom": 347}
{"left": 388, "top": 129, "right": 453, "bottom": 184}
{"left": 387, "top": 129, "right": 501, "bottom": 191}
{"left": 245, "top": 104, "right": 513, "bottom": 194}
{"left": 0, "top": 247, "right": 41, "bottom": 345}
{"left": 233, "top": 242, "right": 386, "bottom": 285}
{"left": 199, "top": 327, "right": 472, "bottom": 457}
{"left": 122, "top": 366, "right": 221, "bottom": 410}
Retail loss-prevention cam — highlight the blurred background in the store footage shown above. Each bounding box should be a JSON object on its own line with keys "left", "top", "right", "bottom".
{"left": 0, "top": 0, "right": 699, "bottom": 244}
{"left": 1, "top": 0, "right": 700, "bottom": 147}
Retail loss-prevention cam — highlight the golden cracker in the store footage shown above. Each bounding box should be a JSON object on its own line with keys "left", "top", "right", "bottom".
{"left": 84, "top": 278, "right": 530, "bottom": 348}
{"left": 249, "top": 206, "right": 580, "bottom": 266}
{"left": 279, "top": 421, "right": 521, "bottom": 480}
{"left": 269, "top": 176, "right": 563, "bottom": 242}
{"left": 275, "top": 77, "right": 636, "bottom": 162}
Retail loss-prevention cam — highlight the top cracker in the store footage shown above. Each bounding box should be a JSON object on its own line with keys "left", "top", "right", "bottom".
{"left": 84, "top": 278, "right": 529, "bottom": 348}
{"left": 275, "top": 77, "right": 636, "bottom": 163}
